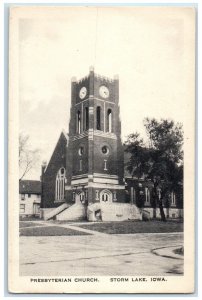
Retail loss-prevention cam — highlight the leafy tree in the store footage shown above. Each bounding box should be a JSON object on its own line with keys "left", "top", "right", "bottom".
{"left": 125, "top": 118, "right": 183, "bottom": 221}
{"left": 19, "top": 133, "right": 41, "bottom": 180}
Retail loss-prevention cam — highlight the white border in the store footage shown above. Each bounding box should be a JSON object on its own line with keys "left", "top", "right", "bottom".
{"left": 2, "top": 0, "right": 201, "bottom": 299}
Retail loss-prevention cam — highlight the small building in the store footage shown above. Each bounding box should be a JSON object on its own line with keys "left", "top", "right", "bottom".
{"left": 19, "top": 180, "right": 41, "bottom": 218}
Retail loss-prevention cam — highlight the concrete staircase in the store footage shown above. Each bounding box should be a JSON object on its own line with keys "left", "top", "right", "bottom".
{"left": 43, "top": 202, "right": 142, "bottom": 222}
{"left": 56, "top": 203, "right": 87, "bottom": 221}
{"left": 43, "top": 203, "right": 69, "bottom": 221}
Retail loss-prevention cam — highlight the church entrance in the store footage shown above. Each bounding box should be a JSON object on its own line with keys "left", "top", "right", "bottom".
{"left": 100, "top": 189, "right": 112, "bottom": 203}
{"left": 75, "top": 191, "right": 85, "bottom": 204}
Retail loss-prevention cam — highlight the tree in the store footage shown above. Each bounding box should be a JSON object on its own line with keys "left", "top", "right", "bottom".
{"left": 125, "top": 118, "right": 183, "bottom": 221}
{"left": 19, "top": 133, "right": 41, "bottom": 180}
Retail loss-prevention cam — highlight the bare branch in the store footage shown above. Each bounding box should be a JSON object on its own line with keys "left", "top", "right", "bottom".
{"left": 19, "top": 133, "right": 41, "bottom": 180}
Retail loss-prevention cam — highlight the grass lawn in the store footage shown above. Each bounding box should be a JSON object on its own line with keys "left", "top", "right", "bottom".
{"left": 173, "top": 247, "right": 184, "bottom": 256}
{"left": 77, "top": 220, "right": 183, "bottom": 234}
{"left": 19, "top": 216, "right": 40, "bottom": 221}
{"left": 20, "top": 226, "right": 91, "bottom": 236}
{"left": 19, "top": 222, "right": 45, "bottom": 228}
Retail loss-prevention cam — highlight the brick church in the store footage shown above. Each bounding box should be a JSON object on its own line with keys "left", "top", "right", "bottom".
{"left": 40, "top": 67, "right": 183, "bottom": 221}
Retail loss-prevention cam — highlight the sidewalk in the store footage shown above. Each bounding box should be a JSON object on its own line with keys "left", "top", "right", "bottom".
{"left": 152, "top": 245, "right": 183, "bottom": 260}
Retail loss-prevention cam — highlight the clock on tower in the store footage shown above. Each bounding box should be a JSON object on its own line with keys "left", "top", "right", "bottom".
{"left": 65, "top": 67, "right": 125, "bottom": 205}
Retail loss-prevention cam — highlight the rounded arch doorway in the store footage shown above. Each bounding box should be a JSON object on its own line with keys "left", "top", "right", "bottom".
{"left": 75, "top": 191, "right": 85, "bottom": 204}
{"left": 100, "top": 189, "right": 112, "bottom": 203}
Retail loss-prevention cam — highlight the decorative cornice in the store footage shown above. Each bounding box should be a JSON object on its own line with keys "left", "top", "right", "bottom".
{"left": 70, "top": 129, "right": 117, "bottom": 141}
{"left": 94, "top": 73, "right": 114, "bottom": 83}
{"left": 72, "top": 174, "right": 88, "bottom": 180}
{"left": 93, "top": 173, "right": 118, "bottom": 179}
{"left": 74, "top": 97, "right": 115, "bottom": 106}
{"left": 94, "top": 130, "right": 117, "bottom": 140}
{"left": 70, "top": 131, "right": 88, "bottom": 141}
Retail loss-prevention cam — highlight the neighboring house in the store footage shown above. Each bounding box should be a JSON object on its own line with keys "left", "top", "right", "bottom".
{"left": 19, "top": 180, "right": 41, "bottom": 217}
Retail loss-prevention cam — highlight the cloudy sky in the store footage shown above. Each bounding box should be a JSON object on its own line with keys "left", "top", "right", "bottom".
{"left": 17, "top": 6, "right": 195, "bottom": 180}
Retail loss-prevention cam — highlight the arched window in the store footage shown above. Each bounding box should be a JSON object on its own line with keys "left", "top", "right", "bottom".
{"left": 107, "top": 109, "right": 112, "bottom": 132}
{"left": 77, "top": 111, "right": 81, "bottom": 134}
{"left": 55, "top": 168, "right": 66, "bottom": 202}
{"left": 96, "top": 106, "right": 101, "bottom": 130}
{"left": 85, "top": 107, "right": 89, "bottom": 130}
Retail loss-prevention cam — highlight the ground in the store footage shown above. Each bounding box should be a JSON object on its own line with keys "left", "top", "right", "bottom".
{"left": 19, "top": 219, "right": 183, "bottom": 276}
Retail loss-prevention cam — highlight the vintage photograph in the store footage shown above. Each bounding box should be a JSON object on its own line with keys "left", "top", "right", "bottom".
{"left": 9, "top": 6, "right": 195, "bottom": 293}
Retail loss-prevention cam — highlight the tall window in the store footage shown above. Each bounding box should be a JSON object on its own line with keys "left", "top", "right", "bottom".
{"left": 171, "top": 191, "right": 176, "bottom": 206}
{"left": 96, "top": 106, "right": 101, "bottom": 130}
{"left": 55, "top": 167, "right": 66, "bottom": 202}
{"left": 79, "top": 160, "right": 83, "bottom": 171}
{"left": 104, "top": 160, "right": 107, "bottom": 170}
{"left": 77, "top": 111, "right": 81, "bottom": 134}
{"left": 107, "top": 109, "right": 112, "bottom": 132}
{"left": 130, "top": 187, "right": 134, "bottom": 203}
{"left": 85, "top": 107, "right": 89, "bottom": 130}
{"left": 145, "top": 187, "right": 150, "bottom": 204}
{"left": 130, "top": 188, "right": 136, "bottom": 204}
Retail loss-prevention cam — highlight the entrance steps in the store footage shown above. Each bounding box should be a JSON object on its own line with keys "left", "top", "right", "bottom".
{"left": 56, "top": 203, "right": 87, "bottom": 221}
{"left": 43, "top": 203, "right": 69, "bottom": 221}
{"left": 42, "top": 202, "right": 142, "bottom": 222}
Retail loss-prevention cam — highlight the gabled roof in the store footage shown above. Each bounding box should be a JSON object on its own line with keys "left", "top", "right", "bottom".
{"left": 44, "top": 130, "right": 69, "bottom": 173}
{"left": 19, "top": 180, "right": 41, "bottom": 194}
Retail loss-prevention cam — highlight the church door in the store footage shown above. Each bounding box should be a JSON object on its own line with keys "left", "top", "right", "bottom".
{"left": 100, "top": 190, "right": 112, "bottom": 204}
{"left": 75, "top": 192, "right": 85, "bottom": 204}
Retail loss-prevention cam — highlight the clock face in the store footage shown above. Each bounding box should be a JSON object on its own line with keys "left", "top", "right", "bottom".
{"left": 79, "top": 87, "right": 87, "bottom": 99}
{"left": 99, "top": 86, "right": 109, "bottom": 99}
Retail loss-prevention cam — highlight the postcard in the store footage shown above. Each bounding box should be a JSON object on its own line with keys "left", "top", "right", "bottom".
{"left": 8, "top": 5, "right": 195, "bottom": 294}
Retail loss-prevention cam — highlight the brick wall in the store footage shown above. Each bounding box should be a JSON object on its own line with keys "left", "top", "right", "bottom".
{"left": 41, "top": 132, "right": 67, "bottom": 208}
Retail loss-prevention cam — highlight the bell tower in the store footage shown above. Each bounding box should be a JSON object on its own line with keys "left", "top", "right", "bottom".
{"left": 66, "top": 67, "right": 125, "bottom": 205}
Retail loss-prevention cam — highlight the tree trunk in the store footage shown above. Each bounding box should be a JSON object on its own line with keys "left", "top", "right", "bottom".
{"left": 152, "top": 181, "right": 167, "bottom": 222}
{"left": 151, "top": 181, "right": 158, "bottom": 219}
{"left": 159, "top": 198, "right": 166, "bottom": 222}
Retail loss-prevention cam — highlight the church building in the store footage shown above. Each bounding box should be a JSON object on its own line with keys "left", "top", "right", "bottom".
{"left": 40, "top": 67, "right": 183, "bottom": 221}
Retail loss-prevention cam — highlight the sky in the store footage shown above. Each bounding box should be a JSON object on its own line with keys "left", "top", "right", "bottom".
{"left": 17, "top": 6, "right": 195, "bottom": 180}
